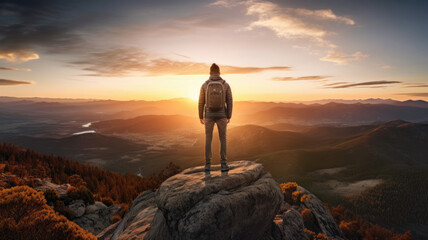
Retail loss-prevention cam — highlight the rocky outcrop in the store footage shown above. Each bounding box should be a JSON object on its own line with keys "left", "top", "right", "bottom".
{"left": 99, "top": 161, "right": 343, "bottom": 240}
{"left": 299, "top": 186, "right": 343, "bottom": 239}
{"left": 262, "top": 186, "right": 344, "bottom": 240}
{"left": 107, "top": 191, "right": 157, "bottom": 240}
{"left": 69, "top": 200, "right": 86, "bottom": 218}
{"left": 34, "top": 178, "right": 122, "bottom": 235}
{"left": 146, "top": 161, "right": 283, "bottom": 240}
{"left": 262, "top": 208, "right": 307, "bottom": 240}
{"left": 73, "top": 201, "right": 122, "bottom": 234}
{"left": 35, "top": 178, "right": 70, "bottom": 197}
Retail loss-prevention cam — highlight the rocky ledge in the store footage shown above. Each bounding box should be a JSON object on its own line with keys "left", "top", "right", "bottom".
{"left": 98, "top": 161, "right": 343, "bottom": 240}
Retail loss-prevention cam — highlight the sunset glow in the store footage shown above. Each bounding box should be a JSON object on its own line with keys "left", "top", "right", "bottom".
{"left": 1, "top": 0, "right": 427, "bottom": 101}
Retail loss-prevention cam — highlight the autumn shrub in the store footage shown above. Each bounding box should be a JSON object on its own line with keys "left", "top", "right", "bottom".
{"left": 0, "top": 186, "right": 95, "bottom": 240}
{"left": 68, "top": 174, "right": 87, "bottom": 188}
{"left": 44, "top": 188, "right": 59, "bottom": 204}
{"left": 280, "top": 182, "right": 298, "bottom": 195}
{"left": 339, "top": 220, "right": 360, "bottom": 239}
{"left": 292, "top": 191, "right": 304, "bottom": 204}
{"left": 304, "top": 228, "right": 316, "bottom": 239}
{"left": 314, "top": 233, "right": 329, "bottom": 240}
{"left": 67, "top": 186, "right": 95, "bottom": 204}
{"left": 54, "top": 200, "right": 75, "bottom": 220}
{"left": 100, "top": 196, "right": 114, "bottom": 207}
{"left": 280, "top": 182, "right": 310, "bottom": 205}
{"left": 329, "top": 205, "right": 412, "bottom": 240}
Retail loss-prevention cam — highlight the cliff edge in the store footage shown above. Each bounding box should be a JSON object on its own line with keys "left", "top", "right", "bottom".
{"left": 98, "top": 161, "right": 343, "bottom": 240}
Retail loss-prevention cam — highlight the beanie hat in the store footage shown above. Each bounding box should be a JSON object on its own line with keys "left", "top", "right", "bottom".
{"left": 210, "top": 63, "right": 220, "bottom": 74}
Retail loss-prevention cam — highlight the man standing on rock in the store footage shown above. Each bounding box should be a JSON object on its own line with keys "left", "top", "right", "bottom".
{"left": 198, "top": 63, "right": 233, "bottom": 172}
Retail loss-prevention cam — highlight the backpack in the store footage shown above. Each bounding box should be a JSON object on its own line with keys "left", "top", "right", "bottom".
{"left": 206, "top": 81, "right": 225, "bottom": 111}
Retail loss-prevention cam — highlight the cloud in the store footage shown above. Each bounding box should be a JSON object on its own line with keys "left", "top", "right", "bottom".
{"left": 0, "top": 66, "right": 31, "bottom": 71}
{"left": 272, "top": 75, "right": 329, "bottom": 81}
{"left": 402, "top": 83, "right": 428, "bottom": 88}
{"left": 395, "top": 93, "right": 428, "bottom": 97}
{"left": 321, "top": 49, "right": 368, "bottom": 65}
{"left": 0, "top": 51, "right": 39, "bottom": 62}
{"left": 73, "top": 48, "right": 291, "bottom": 77}
{"left": 325, "top": 80, "right": 401, "bottom": 88}
{"left": 245, "top": 1, "right": 329, "bottom": 45}
{"left": 0, "top": 78, "right": 33, "bottom": 86}
{"left": 323, "top": 81, "right": 348, "bottom": 86}
{"left": 216, "top": 0, "right": 366, "bottom": 64}
{"left": 210, "top": 0, "right": 242, "bottom": 7}
{"left": 382, "top": 65, "right": 392, "bottom": 69}
{"left": 293, "top": 9, "right": 355, "bottom": 25}
{"left": 0, "top": 1, "right": 90, "bottom": 62}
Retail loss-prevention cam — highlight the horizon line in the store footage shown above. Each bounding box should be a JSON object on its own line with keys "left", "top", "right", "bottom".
{"left": 0, "top": 95, "right": 426, "bottom": 104}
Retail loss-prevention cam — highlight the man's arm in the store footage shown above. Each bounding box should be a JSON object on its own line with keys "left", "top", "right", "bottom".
{"left": 226, "top": 84, "right": 233, "bottom": 121}
{"left": 198, "top": 84, "right": 205, "bottom": 122}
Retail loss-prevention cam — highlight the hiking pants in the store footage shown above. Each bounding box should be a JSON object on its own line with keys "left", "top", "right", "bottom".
{"left": 205, "top": 117, "right": 227, "bottom": 164}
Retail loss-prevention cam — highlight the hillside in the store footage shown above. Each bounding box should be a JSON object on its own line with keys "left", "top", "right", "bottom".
{"left": 91, "top": 115, "right": 199, "bottom": 134}
{"left": 0, "top": 143, "right": 180, "bottom": 204}
{"left": 238, "top": 103, "right": 428, "bottom": 125}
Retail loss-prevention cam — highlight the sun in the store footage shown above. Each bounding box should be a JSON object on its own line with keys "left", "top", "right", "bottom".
{"left": 188, "top": 91, "right": 199, "bottom": 102}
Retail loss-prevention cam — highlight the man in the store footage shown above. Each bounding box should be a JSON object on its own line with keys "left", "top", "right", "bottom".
{"left": 198, "top": 63, "right": 233, "bottom": 172}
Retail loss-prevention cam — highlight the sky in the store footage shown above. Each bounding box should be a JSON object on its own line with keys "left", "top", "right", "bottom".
{"left": 0, "top": 0, "right": 427, "bottom": 102}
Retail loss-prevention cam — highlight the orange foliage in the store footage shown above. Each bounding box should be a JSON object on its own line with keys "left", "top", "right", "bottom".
{"left": 329, "top": 205, "right": 412, "bottom": 240}
{"left": 68, "top": 174, "right": 87, "bottom": 188}
{"left": 67, "top": 186, "right": 95, "bottom": 204}
{"left": 0, "top": 186, "right": 95, "bottom": 240}
{"left": 292, "top": 190, "right": 304, "bottom": 204}
{"left": 0, "top": 143, "right": 181, "bottom": 205}
{"left": 280, "top": 182, "right": 298, "bottom": 195}
{"left": 280, "top": 182, "right": 309, "bottom": 205}
{"left": 304, "top": 228, "right": 330, "bottom": 240}
{"left": 315, "top": 233, "right": 329, "bottom": 240}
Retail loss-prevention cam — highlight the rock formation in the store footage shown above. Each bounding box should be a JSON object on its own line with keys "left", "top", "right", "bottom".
{"left": 73, "top": 201, "right": 122, "bottom": 234}
{"left": 98, "top": 161, "right": 344, "bottom": 240}
{"left": 34, "top": 178, "right": 122, "bottom": 235}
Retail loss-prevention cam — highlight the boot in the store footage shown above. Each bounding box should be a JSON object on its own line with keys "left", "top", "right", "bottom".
{"left": 221, "top": 162, "right": 229, "bottom": 172}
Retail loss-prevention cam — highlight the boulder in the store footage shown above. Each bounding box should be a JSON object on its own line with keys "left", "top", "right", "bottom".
{"left": 262, "top": 209, "right": 309, "bottom": 240}
{"left": 145, "top": 160, "right": 283, "bottom": 240}
{"left": 85, "top": 201, "right": 107, "bottom": 214}
{"left": 34, "top": 179, "right": 70, "bottom": 197}
{"left": 99, "top": 161, "right": 344, "bottom": 240}
{"left": 73, "top": 202, "right": 122, "bottom": 234}
{"left": 69, "top": 199, "right": 86, "bottom": 218}
{"left": 107, "top": 191, "right": 157, "bottom": 240}
{"left": 298, "top": 186, "right": 343, "bottom": 239}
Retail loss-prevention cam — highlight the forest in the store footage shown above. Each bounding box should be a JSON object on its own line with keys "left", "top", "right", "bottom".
{"left": 0, "top": 142, "right": 180, "bottom": 240}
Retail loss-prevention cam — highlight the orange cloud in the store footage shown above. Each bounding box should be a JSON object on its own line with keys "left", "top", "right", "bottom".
{"left": 293, "top": 8, "right": 355, "bottom": 25}
{"left": 0, "top": 79, "right": 33, "bottom": 86}
{"left": 325, "top": 80, "right": 400, "bottom": 88}
{"left": 272, "top": 76, "right": 329, "bottom": 81}
{"left": 215, "top": 1, "right": 369, "bottom": 65}
{"left": 0, "top": 67, "right": 31, "bottom": 71}
{"left": 245, "top": 1, "right": 329, "bottom": 44}
{"left": 74, "top": 48, "right": 291, "bottom": 77}
{"left": 0, "top": 50, "right": 39, "bottom": 62}
{"left": 321, "top": 49, "right": 368, "bottom": 65}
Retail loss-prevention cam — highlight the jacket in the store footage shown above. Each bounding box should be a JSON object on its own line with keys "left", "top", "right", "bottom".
{"left": 198, "top": 74, "right": 233, "bottom": 119}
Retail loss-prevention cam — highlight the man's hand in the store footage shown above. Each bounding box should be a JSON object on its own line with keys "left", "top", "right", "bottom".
{"left": 200, "top": 119, "right": 205, "bottom": 125}
{"left": 227, "top": 118, "right": 230, "bottom": 124}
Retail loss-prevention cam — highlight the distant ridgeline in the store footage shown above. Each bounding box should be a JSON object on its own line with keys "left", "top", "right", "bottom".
{"left": 0, "top": 142, "right": 180, "bottom": 240}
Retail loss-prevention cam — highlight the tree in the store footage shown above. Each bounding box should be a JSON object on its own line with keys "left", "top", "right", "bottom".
{"left": 0, "top": 186, "right": 96, "bottom": 240}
